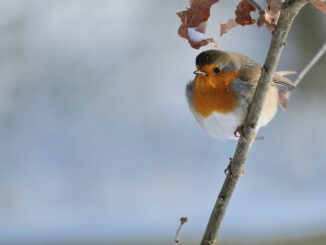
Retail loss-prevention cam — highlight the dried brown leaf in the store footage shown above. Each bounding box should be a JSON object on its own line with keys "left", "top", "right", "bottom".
{"left": 235, "top": 0, "right": 257, "bottom": 26}
{"left": 310, "top": 0, "right": 326, "bottom": 13}
{"left": 177, "top": 0, "right": 219, "bottom": 49}
{"left": 257, "top": 0, "right": 281, "bottom": 31}
{"left": 220, "top": 19, "right": 239, "bottom": 36}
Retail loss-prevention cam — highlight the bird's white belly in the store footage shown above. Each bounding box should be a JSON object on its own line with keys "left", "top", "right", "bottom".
{"left": 193, "top": 110, "right": 244, "bottom": 141}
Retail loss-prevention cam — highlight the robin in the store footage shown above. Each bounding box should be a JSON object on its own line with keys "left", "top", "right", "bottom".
{"left": 186, "top": 49, "right": 295, "bottom": 141}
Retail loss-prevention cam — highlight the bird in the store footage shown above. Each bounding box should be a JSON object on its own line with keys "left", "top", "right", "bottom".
{"left": 186, "top": 49, "right": 295, "bottom": 141}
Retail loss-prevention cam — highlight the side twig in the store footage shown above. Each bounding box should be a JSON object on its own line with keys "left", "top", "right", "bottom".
{"left": 247, "top": 0, "right": 263, "bottom": 11}
{"left": 294, "top": 42, "right": 326, "bottom": 86}
{"left": 174, "top": 217, "right": 188, "bottom": 245}
{"left": 200, "top": 1, "right": 309, "bottom": 245}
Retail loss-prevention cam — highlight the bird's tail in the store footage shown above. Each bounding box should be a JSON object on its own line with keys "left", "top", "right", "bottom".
{"left": 274, "top": 71, "right": 296, "bottom": 110}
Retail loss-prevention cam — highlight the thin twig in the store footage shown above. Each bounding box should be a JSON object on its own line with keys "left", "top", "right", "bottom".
{"left": 294, "top": 42, "right": 326, "bottom": 86}
{"left": 247, "top": 0, "right": 263, "bottom": 11}
{"left": 200, "top": 1, "right": 309, "bottom": 245}
{"left": 174, "top": 217, "right": 188, "bottom": 245}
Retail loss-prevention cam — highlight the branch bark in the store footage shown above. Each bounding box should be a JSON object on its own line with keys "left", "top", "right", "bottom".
{"left": 200, "top": 1, "right": 309, "bottom": 245}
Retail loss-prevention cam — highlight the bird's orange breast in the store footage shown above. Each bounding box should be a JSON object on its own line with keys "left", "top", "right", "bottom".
{"left": 192, "top": 68, "right": 239, "bottom": 118}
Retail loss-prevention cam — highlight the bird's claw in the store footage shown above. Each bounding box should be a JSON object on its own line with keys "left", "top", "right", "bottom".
{"left": 224, "top": 158, "right": 233, "bottom": 175}
{"left": 234, "top": 127, "right": 241, "bottom": 138}
{"left": 234, "top": 126, "right": 247, "bottom": 142}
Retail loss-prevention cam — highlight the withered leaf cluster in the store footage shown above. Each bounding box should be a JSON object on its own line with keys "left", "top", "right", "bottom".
{"left": 177, "top": 0, "right": 219, "bottom": 49}
{"left": 177, "top": 0, "right": 326, "bottom": 49}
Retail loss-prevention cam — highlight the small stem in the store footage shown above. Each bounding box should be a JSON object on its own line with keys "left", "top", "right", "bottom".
{"left": 247, "top": 0, "right": 263, "bottom": 11}
{"left": 294, "top": 42, "right": 326, "bottom": 86}
{"left": 174, "top": 217, "right": 188, "bottom": 245}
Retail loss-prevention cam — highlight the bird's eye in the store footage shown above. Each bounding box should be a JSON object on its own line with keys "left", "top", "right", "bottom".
{"left": 213, "top": 67, "right": 221, "bottom": 73}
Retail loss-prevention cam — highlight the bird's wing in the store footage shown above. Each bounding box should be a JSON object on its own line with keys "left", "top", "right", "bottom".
{"left": 229, "top": 63, "right": 259, "bottom": 106}
{"left": 237, "top": 62, "right": 296, "bottom": 90}
{"left": 272, "top": 71, "right": 296, "bottom": 91}
{"left": 272, "top": 71, "right": 296, "bottom": 110}
{"left": 231, "top": 62, "right": 296, "bottom": 110}
{"left": 230, "top": 62, "right": 260, "bottom": 95}
{"left": 238, "top": 63, "right": 261, "bottom": 82}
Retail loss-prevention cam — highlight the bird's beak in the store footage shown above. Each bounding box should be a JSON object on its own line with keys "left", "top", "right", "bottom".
{"left": 193, "top": 70, "right": 207, "bottom": 75}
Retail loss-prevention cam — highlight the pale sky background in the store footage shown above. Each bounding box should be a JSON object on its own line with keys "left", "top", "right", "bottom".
{"left": 0, "top": 0, "right": 325, "bottom": 244}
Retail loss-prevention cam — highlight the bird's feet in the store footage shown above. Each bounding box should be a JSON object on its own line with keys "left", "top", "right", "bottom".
{"left": 234, "top": 126, "right": 247, "bottom": 142}
{"left": 224, "top": 158, "right": 233, "bottom": 175}
{"left": 234, "top": 126, "right": 242, "bottom": 138}
{"left": 234, "top": 125, "right": 263, "bottom": 141}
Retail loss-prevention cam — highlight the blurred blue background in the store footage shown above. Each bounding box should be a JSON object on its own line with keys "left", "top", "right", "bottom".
{"left": 0, "top": 0, "right": 325, "bottom": 244}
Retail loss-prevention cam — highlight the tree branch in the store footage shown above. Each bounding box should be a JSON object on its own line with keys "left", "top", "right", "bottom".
{"left": 200, "top": 1, "right": 309, "bottom": 245}
{"left": 294, "top": 42, "right": 326, "bottom": 86}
